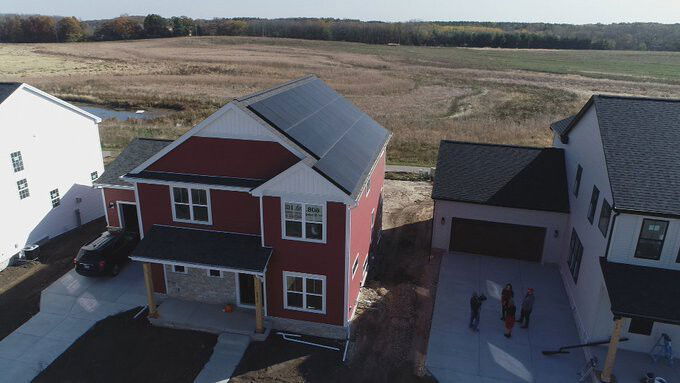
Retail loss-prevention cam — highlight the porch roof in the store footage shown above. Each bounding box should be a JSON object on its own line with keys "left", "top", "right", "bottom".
{"left": 600, "top": 258, "right": 680, "bottom": 324}
{"left": 131, "top": 225, "right": 272, "bottom": 274}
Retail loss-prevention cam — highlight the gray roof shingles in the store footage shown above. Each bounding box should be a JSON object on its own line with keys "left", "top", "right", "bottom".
{"left": 0, "top": 83, "right": 22, "bottom": 104}
{"left": 132, "top": 225, "right": 272, "bottom": 272}
{"left": 550, "top": 115, "right": 575, "bottom": 136}
{"left": 432, "top": 141, "right": 570, "bottom": 213}
{"left": 95, "top": 138, "right": 172, "bottom": 187}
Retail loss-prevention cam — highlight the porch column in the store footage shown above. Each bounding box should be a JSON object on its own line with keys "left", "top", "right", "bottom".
{"left": 599, "top": 316, "right": 623, "bottom": 383}
{"left": 254, "top": 275, "right": 264, "bottom": 334}
{"left": 143, "top": 263, "right": 159, "bottom": 318}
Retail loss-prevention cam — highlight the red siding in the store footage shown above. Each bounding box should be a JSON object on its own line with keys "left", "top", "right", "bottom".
{"left": 146, "top": 137, "right": 299, "bottom": 179}
{"left": 137, "top": 183, "right": 261, "bottom": 236}
{"left": 347, "top": 151, "right": 386, "bottom": 318}
{"left": 263, "top": 197, "right": 346, "bottom": 326}
{"left": 103, "top": 188, "right": 136, "bottom": 228}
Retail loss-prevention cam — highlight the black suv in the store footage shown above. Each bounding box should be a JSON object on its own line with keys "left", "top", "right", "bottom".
{"left": 74, "top": 230, "right": 139, "bottom": 277}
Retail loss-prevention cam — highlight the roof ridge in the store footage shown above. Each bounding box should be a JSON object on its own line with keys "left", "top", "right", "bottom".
{"left": 594, "top": 94, "right": 680, "bottom": 103}
{"left": 236, "top": 75, "right": 317, "bottom": 103}
{"left": 440, "top": 139, "right": 552, "bottom": 151}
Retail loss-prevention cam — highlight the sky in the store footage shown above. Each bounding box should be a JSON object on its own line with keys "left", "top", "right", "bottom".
{"left": 3, "top": 0, "right": 680, "bottom": 24}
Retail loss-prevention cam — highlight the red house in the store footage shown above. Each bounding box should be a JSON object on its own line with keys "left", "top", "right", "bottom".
{"left": 95, "top": 76, "right": 390, "bottom": 338}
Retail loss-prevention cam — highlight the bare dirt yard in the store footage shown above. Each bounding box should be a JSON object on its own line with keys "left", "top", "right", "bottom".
{"left": 0, "top": 218, "right": 106, "bottom": 340}
{"left": 3, "top": 37, "right": 680, "bottom": 165}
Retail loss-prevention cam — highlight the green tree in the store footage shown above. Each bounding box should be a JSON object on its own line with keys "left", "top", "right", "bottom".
{"left": 143, "top": 14, "right": 169, "bottom": 38}
{"left": 57, "top": 17, "right": 84, "bottom": 42}
{"left": 170, "top": 16, "right": 195, "bottom": 36}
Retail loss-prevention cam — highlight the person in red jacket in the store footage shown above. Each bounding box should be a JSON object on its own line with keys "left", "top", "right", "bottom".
{"left": 504, "top": 299, "right": 517, "bottom": 338}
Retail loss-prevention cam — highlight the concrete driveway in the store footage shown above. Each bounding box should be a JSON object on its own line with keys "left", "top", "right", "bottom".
{"left": 426, "top": 252, "right": 585, "bottom": 383}
{"left": 0, "top": 263, "right": 146, "bottom": 382}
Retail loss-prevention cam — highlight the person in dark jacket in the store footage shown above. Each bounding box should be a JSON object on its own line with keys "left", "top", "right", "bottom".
{"left": 469, "top": 291, "right": 487, "bottom": 331}
{"left": 504, "top": 299, "right": 516, "bottom": 338}
{"left": 500, "top": 284, "right": 514, "bottom": 320}
{"left": 519, "top": 288, "right": 535, "bottom": 329}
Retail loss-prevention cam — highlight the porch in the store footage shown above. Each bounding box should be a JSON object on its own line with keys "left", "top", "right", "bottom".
{"left": 150, "top": 298, "right": 271, "bottom": 340}
{"left": 590, "top": 346, "right": 680, "bottom": 383}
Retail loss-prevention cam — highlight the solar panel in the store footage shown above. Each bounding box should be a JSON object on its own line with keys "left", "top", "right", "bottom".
{"left": 247, "top": 78, "right": 390, "bottom": 197}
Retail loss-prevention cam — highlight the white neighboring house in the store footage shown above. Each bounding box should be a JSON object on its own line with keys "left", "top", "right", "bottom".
{"left": 432, "top": 95, "right": 680, "bottom": 358}
{"left": 0, "top": 83, "right": 105, "bottom": 270}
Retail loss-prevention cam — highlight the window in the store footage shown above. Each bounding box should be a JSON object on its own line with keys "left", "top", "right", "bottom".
{"left": 172, "top": 265, "right": 187, "bottom": 273}
{"left": 90, "top": 171, "right": 98, "bottom": 181}
{"left": 629, "top": 318, "right": 654, "bottom": 336}
{"left": 573, "top": 164, "right": 583, "bottom": 197}
{"left": 371, "top": 209, "right": 375, "bottom": 230}
{"left": 283, "top": 202, "right": 324, "bottom": 241}
{"left": 17, "top": 179, "right": 29, "bottom": 199}
{"left": 208, "top": 269, "right": 222, "bottom": 278}
{"left": 50, "top": 189, "right": 60, "bottom": 208}
{"left": 634, "top": 219, "right": 668, "bottom": 260}
{"left": 567, "top": 229, "right": 584, "bottom": 284}
{"left": 598, "top": 200, "right": 612, "bottom": 237}
{"left": 352, "top": 254, "right": 360, "bottom": 278}
{"left": 363, "top": 258, "right": 369, "bottom": 276}
{"left": 587, "top": 186, "right": 600, "bottom": 224}
{"left": 171, "top": 186, "right": 210, "bottom": 224}
{"left": 365, "top": 178, "right": 371, "bottom": 196}
{"left": 10, "top": 151, "right": 24, "bottom": 172}
{"left": 283, "top": 272, "right": 325, "bottom": 313}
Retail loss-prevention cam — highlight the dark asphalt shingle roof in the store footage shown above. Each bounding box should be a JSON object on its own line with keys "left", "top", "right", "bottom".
{"left": 125, "top": 171, "right": 264, "bottom": 189}
{"left": 131, "top": 225, "right": 272, "bottom": 273}
{"left": 600, "top": 258, "right": 680, "bottom": 324}
{"left": 432, "top": 141, "right": 570, "bottom": 213}
{"left": 95, "top": 138, "right": 172, "bottom": 187}
{"left": 238, "top": 75, "right": 391, "bottom": 199}
{"left": 550, "top": 115, "right": 575, "bottom": 136}
{"left": 0, "top": 83, "right": 22, "bottom": 105}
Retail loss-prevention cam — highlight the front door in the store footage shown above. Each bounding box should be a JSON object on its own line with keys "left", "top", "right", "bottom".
{"left": 238, "top": 273, "right": 256, "bottom": 306}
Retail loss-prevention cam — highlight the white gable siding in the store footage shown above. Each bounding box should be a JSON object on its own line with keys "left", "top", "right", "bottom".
{"left": 553, "top": 105, "right": 615, "bottom": 343}
{"left": 194, "top": 106, "right": 279, "bottom": 142}
{"left": 0, "top": 87, "right": 104, "bottom": 269}
{"left": 252, "top": 162, "right": 350, "bottom": 205}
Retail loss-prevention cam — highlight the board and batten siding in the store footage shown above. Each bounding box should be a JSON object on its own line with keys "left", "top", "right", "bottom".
{"left": 432, "top": 200, "right": 569, "bottom": 264}
{"left": 0, "top": 86, "right": 104, "bottom": 270}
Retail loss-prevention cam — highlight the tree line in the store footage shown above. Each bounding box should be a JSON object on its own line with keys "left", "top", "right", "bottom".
{"left": 2, "top": 14, "right": 679, "bottom": 51}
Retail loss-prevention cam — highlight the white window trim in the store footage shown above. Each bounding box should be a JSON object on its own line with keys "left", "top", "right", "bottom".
{"left": 91, "top": 171, "right": 99, "bottom": 181}
{"left": 280, "top": 200, "right": 326, "bottom": 243}
{"left": 361, "top": 258, "right": 369, "bottom": 286}
{"left": 172, "top": 265, "right": 188, "bottom": 274}
{"left": 365, "top": 178, "right": 371, "bottom": 197}
{"left": 371, "top": 208, "right": 376, "bottom": 229}
{"left": 17, "top": 179, "right": 29, "bottom": 200}
{"left": 169, "top": 185, "right": 213, "bottom": 225}
{"left": 207, "top": 269, "right": 223, "bottom": 278}
{"left": 351, "top": 253, "right": 360, "bottom": 279}
{"left": 11, "top": 151, "right": 24, "bottom": 173}
{"left": 283, "top": 271, "right": 326, "bottom": 314}
{"left": 50, "top": 188, "right": 60, "bottom": 208}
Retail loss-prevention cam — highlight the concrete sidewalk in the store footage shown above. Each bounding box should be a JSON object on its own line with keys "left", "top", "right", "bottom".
{"left": 426, "top": 252, "right": 585, "bottom": 383}
{"left": 194, "top": 333, "right": 251, "bottom": 383}
{"left": 0, "top": 263, "right": 146, "bottom": 382}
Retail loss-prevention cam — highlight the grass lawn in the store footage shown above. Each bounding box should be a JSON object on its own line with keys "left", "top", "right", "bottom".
{"left": 33, "top": 308, "right": 217, "bottom": 383}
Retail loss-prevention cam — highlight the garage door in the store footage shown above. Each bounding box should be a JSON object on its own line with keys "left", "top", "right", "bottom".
{"left": 450, "top": 218, "right": 545, "bottom": 262}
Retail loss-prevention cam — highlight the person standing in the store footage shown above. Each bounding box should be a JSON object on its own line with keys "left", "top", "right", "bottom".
{"left": 500, "top": 284, "right": 514, "bottom": 320}
{"left": 519, "top": 288, "right": 535, "bottom": 329}
{"left": 504, "top": 299, "right": 516, "bottom": 338}
{"left": 469, "top": 291, "right": 486, "bottom": 332}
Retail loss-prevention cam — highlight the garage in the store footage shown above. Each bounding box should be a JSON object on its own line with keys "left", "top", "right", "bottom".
{"left": 430, "top": 141, "right": 571, "bottom": 264}
{"left": 450, "top": 218, "right": 546, "bottom": 262}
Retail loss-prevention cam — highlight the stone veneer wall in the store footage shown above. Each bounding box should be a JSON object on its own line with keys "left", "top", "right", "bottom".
{"left": 164, "top": 265, "right": 237, "bottom": 305}
{"left": 269, "top": 316, "right": 348, "bottom": 339}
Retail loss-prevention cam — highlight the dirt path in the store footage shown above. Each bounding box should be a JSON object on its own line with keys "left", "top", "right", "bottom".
{"left": 0, "top": 218, "right": 105, "bottom": 340}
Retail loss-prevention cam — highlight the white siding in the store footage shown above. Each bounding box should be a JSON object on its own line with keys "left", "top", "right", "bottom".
{"left": 609, "top": 213, "right": 680, "bottom": 270}
{"left": 552, "top": 105, "right": 615, "bottom": 344}
{"left": 251, "top": 162, "right": 350, "bottom": 205}
{"left": 431, "top": 200, "right": 569, "bottom": 264}
{"left": 0, "top": 87, "right": 104, "bottom": 269}
{"left": 195, "top": 106, "right": 279, "bottom": 142}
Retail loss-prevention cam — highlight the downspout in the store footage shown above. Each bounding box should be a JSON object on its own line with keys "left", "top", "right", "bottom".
{"left": 603, "top": 210, "right": 620, "bottom": 260}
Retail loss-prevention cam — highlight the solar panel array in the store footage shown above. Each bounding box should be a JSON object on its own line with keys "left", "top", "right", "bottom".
{"left": 247, "top": 78, "right": 390, "bottom": 197}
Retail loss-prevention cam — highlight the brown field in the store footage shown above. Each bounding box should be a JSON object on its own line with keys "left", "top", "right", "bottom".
{"left": 3, "top": 36, "right": 680, "bottom": 165}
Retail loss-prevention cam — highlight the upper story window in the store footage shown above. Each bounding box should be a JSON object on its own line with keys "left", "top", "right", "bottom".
{"left": 17, "top": 179, "right": 30, "bottom": 199}
{"left": 284, "top": 272, "right": 325, "bottom": 313}
{"left": 365, "top": 178, "right": 371, "bottom": 197}
{"left": 634, "top": 219, "right": 668, "bottom": 260}
{"left": 587, "top": 186, "right": 599, "bottom": 224}
{"left": 283, "top": 202, "right": 324, "bottom": 242}
{"left": 573, "top": 164, "right": 583, "bottom": 197}
{"left": 50, "top": 189, "right": 61, "bottom": 208}
{"left": 90, "top": 171, "right": 99, "bottom": 181}
{"left": 10, "top": 151, "right": 24, "bottom": 172}
{"left": 371, "top": 209, "right": 375, "bottom": 230}
{"left": 352, "top": 254, "right": 360, "bottom": 278}
{"left": 567, "top": 229, "right": 584, "bottom": 284}
{"left": 598, "top": 199, "right": 612, "bottom": 237}
{"left": 171, "top": 186, "right": 211, "bottom": 224}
